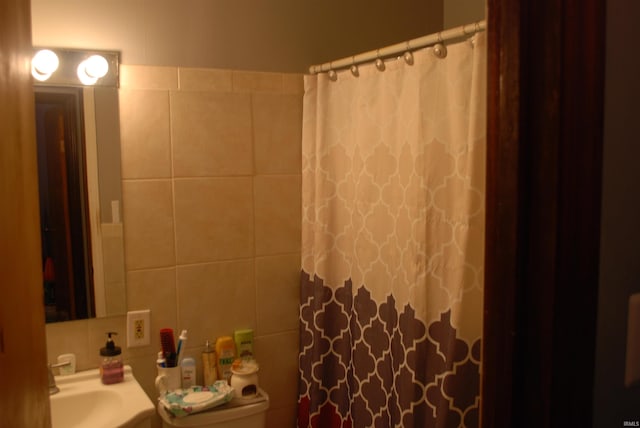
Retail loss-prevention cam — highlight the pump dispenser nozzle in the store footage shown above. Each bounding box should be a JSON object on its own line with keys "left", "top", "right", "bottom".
{"left": 100, "top": 332, "right": 122, "bottom": 357}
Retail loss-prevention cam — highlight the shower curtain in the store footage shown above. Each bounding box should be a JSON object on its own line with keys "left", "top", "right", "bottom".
{"left": 297, "top": 32, "right": 486, "bottom": 428}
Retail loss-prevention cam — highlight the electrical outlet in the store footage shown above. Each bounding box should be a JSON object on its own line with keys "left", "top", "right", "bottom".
{"left": 127, "top": 310, "right": 150, "bottom": 348}
{"left": 134, "top": 319, "right": 144, "bottom": 339}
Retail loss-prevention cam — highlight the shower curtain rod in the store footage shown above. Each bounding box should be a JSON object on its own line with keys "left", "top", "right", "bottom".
{"left": 309, "top": 19, "right": 486, "bottom": 74}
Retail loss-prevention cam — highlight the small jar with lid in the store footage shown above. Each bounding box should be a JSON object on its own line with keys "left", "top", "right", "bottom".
{"left": 100, "top": 332, "right": 124, "bottom": 384}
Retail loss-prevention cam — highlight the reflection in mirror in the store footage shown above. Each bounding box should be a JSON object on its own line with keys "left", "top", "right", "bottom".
{"left": 35, "top": 86, "right": 126, "bottom": 322}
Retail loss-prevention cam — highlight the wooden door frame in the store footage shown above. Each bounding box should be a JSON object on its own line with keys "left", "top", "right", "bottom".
{"left": 0, "top": 0, "right": 51, "bottom": 426}
{"left": 482, "top": 0, "right": 605, "bottom": 426}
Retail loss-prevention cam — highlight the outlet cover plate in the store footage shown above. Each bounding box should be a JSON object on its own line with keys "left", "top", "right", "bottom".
{"left": 127, "top": 309, "right": 150, "bottom": 348}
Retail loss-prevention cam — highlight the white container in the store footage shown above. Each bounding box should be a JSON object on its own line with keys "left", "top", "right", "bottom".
{"left": 156, "top": 366, "right": 182, "bottom": 395}
{"left": 158, "top": 388, "right": 269, "bottom": 428}
{"left": 181, "top": 357, "right": 196, "bottom": 389}
{"left": 229, "top": 361, "right": 259, "bottom": 399}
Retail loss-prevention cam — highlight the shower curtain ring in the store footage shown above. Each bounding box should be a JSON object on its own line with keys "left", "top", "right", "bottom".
{"left": 432, "top": 32, "right": 447, "bottom": 59}
{"left": 433, "top": 43, "right": 447, "bottom": 59}
{"left": 350, "top": 57, "right": 359, "bottom": 77}
{"left": 327, "top": 62, "right": 337, "bottom": 81}
{"left": 404, "top": 51, "right": 414, "bottom": 65}
{"left": 375, "top": 49, "right": 385, "bottom": 71}
{"left": 403, "top": 41, "right": 414, "bottom": 65}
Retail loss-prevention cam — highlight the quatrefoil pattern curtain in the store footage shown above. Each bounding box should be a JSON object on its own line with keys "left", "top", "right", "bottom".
{"left": 297, "top": 32, "right": 486, "bottom": 428}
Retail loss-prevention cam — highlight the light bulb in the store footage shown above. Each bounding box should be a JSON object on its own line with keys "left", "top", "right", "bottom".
{"left": 77, "top": 55, "right": 109, "bottom": 85}
{"left": 32, "top": 49, "right": 59, "bottom": 81}
{"left": 84, "top": 55, "right": 109, "bottom": 78}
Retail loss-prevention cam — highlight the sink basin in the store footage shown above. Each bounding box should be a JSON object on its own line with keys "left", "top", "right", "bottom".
{"left": 50, "top": 365, "right": 155, "bottom": 428}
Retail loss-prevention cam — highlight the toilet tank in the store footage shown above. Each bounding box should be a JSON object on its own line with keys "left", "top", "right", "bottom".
{"left": 158, "top": 389, "right": 269, "bottom": 428}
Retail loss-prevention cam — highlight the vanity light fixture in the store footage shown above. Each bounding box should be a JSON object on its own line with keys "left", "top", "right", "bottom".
{"left": 32, "top": 48, "right": 119, "bottom": 87}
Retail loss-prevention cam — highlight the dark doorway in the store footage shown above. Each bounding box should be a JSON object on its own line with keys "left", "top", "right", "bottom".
{"left": 35, "top": 87, "right": 95, "bottom": 322}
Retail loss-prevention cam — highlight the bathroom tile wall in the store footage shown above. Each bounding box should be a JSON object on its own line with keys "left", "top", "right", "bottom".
{"left": 46, "top": 65, "right": 303, "bottom": 428}
{"left": 101, "top": 223, "right": 127, "bottom": 315}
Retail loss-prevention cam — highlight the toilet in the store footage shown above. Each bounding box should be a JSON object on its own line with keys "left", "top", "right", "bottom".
{"left": 158, "top": 388, "right": 269, "bottom": 428}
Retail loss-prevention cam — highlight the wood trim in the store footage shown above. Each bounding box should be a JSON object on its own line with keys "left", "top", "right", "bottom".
{"left": 483, "top": 0, "right": 605, "bottom": 426}
{"left": 0, "top": 0, "right": 51, "bottom": 426}
{"left": 550, "top": 0, "right": 605, "bottom": 422}
{"left": 482, "top": 0, "right": 521, "bottom": 426}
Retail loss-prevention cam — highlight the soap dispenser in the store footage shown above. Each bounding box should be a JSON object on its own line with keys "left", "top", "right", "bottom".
{"left": 100, "top": 332, "right": 124, "bottom": 384}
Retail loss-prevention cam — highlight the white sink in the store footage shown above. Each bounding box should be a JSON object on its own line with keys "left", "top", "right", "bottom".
{"left": 50, "top": 365, "right": 155, "bottom": 428}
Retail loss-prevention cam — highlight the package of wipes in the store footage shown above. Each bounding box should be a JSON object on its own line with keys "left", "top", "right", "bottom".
{"left": 159, "top": 380, "right": 234, "bottom": 418}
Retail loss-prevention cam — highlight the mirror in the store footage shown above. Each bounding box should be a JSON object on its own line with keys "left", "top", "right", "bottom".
{"left": 35, "top": 85, "right": 126, "bottom": 322}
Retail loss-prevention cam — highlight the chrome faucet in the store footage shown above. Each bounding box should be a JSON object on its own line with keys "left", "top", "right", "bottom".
{"left": 48, "top": 361, "right": 71, "bottom": 395}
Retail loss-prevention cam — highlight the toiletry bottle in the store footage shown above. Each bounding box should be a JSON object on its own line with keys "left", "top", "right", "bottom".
{"left": 215, "top": 336, "right": 236, "bottom": 383}
{"left": 157, "top": 351, "right": 167, "bottom": 368}
{"left": 202, "top": 340, "right": 217, "bottom": 385}
{"left": 234, "top": 329, "right": 254, "bottom": 360}
{"left": 181, "top": 357, "right": 196, "bottom": 389}
{"left": 100, "top": 332, "right": 124, "bottom": 384}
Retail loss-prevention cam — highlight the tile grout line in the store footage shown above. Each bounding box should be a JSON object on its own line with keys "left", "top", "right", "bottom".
{"left": 169, "top": 71, "right": 180, "bottom": 330}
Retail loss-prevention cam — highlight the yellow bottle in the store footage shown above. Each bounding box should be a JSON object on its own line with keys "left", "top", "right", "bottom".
{"left": 215, "top": 336, "right": 236, "bottom": 383}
